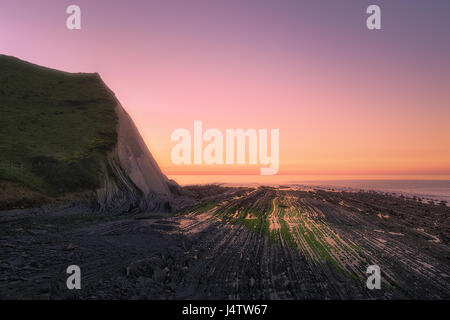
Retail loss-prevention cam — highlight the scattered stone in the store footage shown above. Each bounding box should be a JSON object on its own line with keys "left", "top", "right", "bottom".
{"left": 64, "top": 244, "right": 76, "bottom": 251}
{"left": 249, "top": 277, "right": 255, "bottom": 287}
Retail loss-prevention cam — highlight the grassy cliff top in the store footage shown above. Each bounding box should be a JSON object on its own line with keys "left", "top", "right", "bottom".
{"left": 0, "top": 55, "right": 118, "bottom": 197}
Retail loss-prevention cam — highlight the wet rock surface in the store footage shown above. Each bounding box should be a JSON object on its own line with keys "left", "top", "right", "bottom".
{"left": 0, "top": 187, "right": 449, "bottom": 299}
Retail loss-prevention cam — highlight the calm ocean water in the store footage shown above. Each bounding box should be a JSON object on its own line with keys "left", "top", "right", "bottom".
{"left": 169, "top": 175, "right": 450, "bottom": 203}
{"left": 299, "top": 180, "right": 450, "bottom": 203}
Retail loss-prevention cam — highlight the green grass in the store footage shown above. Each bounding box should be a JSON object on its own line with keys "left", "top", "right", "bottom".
{"left": 218, "top": 196, "right": 276, "bottom": 241}
{"left": 239, "top": 216, "right": 271, "bottom": 237}
{"left": 0, "top": 55, "right": 117, "bottom": 196}
{"left": 193, "top": 202, "right": 216, "bottom": 215}
{"left": 175, "top": 201, "right": 217, "bottom": 216}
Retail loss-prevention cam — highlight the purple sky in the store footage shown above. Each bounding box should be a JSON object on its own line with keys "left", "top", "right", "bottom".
{"left": 1, "top": 0, "right": 449, "bottom": 178}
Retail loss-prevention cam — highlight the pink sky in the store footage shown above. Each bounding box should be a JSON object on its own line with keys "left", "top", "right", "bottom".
{"left": 1, "top": 0, "right": 449, "bottom": 181}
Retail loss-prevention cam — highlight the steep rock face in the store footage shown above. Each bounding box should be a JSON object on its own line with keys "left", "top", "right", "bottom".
{"left": 94, "top": 102, "right": 176, "bottom": 213}
{"left": 0, "top": 54, "right": 182, "bottom": 213}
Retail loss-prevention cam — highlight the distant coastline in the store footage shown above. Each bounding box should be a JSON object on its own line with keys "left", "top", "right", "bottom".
{"left": 169, "top": 175, "right": 450, "bottom": 203}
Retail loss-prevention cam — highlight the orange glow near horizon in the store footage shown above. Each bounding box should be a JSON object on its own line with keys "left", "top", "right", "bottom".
{"left": 1, "top": 1, "right": 449, "bottom": 184}
{"left": 137, "top": 60, "right": 450, "bottom": 180}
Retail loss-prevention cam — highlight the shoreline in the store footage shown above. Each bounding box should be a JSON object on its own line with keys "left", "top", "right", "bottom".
{"left": 1, "top": 185, "right": 448, "bottom": 299}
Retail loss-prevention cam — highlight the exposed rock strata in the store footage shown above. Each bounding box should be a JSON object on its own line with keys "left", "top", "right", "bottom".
{"left": 92, "top": 101, "right": 178, "bottom": 214}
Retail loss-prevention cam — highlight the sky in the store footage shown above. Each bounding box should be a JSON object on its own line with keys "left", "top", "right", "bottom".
{"left": 1, "top": 0, "right": 450, "bottom": 182}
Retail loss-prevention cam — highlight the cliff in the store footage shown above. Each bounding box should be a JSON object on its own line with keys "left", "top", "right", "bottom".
{"left": 0, "top": 55, "right": 180, "bottom": 213}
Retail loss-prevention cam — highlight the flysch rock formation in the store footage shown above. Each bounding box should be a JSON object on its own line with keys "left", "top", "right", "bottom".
{"left": 93, "top": 88, "right": 182, "bottom": 214}
{"left": 0, "top": 55, "right": 186, "bottom": 215}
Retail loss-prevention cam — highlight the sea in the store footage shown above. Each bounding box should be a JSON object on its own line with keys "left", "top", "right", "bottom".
{"left": 168, "top": 175, "right": 450, "bottom": 203}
